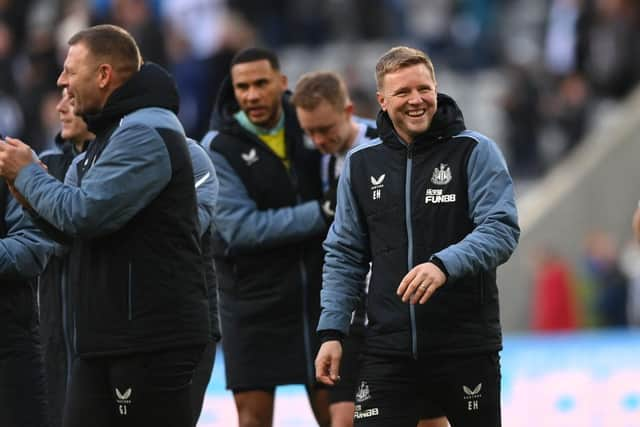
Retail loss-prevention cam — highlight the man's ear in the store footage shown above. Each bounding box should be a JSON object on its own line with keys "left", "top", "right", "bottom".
{"left": 376, "top": 91, "right": 386, "bottom": 111}
{"left": 344, "top": 102, "right": 354, "bottom": 118}
{"left": 97, "top": 63, "right": 113, "bottom": 89}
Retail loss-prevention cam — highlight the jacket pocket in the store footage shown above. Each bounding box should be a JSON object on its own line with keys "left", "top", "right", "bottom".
{"left": 366, "top": 206, "right": 404, "bottom": 257}
{"left": 86, "top": 253, "right": 131, "bottom": 330}
{"left": 0, "top": 283, "right": 35, "bottom": 331}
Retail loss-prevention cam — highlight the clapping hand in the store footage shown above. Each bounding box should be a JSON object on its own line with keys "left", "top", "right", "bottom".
{"left": 0, "top": 137, "right": 37, "bottom": 182}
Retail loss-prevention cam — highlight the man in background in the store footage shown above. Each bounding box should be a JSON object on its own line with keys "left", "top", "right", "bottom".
{"left": 292, "top": 70, "right": 376, "bottom": 427}
{"left": 38, "top": 87, "right": 93, "bottom": 427}
{"left": 1, "top": 177, "right": 52, "bottom": 426}
{"left": 205, "top": 47, "right": 330, "bottom": 427}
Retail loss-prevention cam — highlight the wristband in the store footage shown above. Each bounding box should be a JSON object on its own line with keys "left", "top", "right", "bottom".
{"left": 318, "top": 329, "right": 345, "bottom": 344}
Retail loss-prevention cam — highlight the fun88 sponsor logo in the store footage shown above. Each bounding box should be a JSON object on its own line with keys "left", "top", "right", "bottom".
{"left": 353, "top": 404, "right": 380, "bottom": 420}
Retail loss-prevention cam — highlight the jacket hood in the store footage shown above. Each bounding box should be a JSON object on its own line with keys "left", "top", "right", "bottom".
{"left": 376, "top": 92, "right": 466, "bottom": 147}
{"left": 54, "top": 132, "right": 91, "bottom": 154}
{"left": 208, "top": 75, "right": 236, "bottom": 131}
{"left": 84, "top": 62, "right": 180, "bottom": 133}
{"left": 54, "top": 132, "right": 70, "bottom": 151}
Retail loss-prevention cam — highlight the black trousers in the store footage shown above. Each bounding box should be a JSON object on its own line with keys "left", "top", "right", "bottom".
{"left": 353, "top": 351, "right": 501, "bottom": 427}
{"left": 63, "top": 344, "right": 204, "bottom": 427}
{"left": 190, "top": 341, "right": 216, "bottom": 426}
{"left": 0, "top": 287, "right": 49, "bottom": 427}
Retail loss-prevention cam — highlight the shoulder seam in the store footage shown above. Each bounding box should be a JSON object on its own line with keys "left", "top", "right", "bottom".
{"left": 349, "top": 138, "right": 383, "bottom": 158}
{"left": 120, "top": 108, "right": 182, "bottom": 132}
{"left": 452, "top": 130, "right": 488, "bottom": 145}
{"left": 39, "top": 147, "right": 64, "bottom": 159}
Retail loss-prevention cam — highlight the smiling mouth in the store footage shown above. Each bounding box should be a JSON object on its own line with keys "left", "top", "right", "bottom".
{"left": 406, "top": 109, "right": 426, "bottom": 117}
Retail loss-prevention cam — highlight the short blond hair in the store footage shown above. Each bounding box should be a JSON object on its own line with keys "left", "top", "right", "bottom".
{"left": 375, "top": 46, "right": 435, "bottom": 89}
{"left": 69, "top": 24, "right": 142, "bottom": 78}
{"left": 291, "top": 71, "right": 350, "bottom": 111}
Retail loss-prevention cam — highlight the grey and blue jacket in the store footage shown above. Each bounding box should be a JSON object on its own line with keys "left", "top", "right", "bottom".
{"left": 318, "top": 93, "right": 519, "bottom": 357}
{"left": 0, "top": 182, "right": 52, "bottom": 281}
{"left": 1, "top": 181, "right": 53, "bottom": 346}
{"left": 187, "top": 138, "right": 221, "bottom": 341}
{"left": 321, "top": 120, "right": 377, "bottom": 332}
{"left": 14, "top": 63, "right": 209, "bottom": 357}
{"left": 204, "top": 84, "right": 326, "bottom": 282}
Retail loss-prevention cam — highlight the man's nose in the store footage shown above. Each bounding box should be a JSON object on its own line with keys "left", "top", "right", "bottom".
{"left": 407, "top": 91, "right": 423, "bottom": 103}
{"left": 310, "top": 132, "right": 327, "bottom": 147}
{"left": 246, "top": 86, "right": 260, "bottom": 101}
{"left": 57, "top": 72, "right": 67, "bottom": 88}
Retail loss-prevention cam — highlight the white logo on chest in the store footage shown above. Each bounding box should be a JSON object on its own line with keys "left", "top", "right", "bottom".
{"left": 425, "top": 188, "right": 456, "bottom": 204}
{"left": 431, "top": 163, "right": 452, "bottom": 185}
{"left": 241, "top": 148, "right": 259, "bottom": 166}
{"left": 370, "top": 174, "right": 385, "bottom": 201}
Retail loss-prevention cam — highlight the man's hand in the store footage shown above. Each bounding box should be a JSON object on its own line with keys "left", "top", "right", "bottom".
{"left": 397, "top": 262, "right": 446, "bottom": 304}
{"left": 315, "top": 340, "right": 343, "bottom": 386}
{"left": 0, "top": 137, "right": 37, "bottom": 181}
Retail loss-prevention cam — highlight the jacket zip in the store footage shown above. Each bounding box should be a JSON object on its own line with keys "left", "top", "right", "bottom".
{"left": 405, "top": 143, "right": 418, "bottom": 359}
{"left": 61, "top": 266, "right": 74, "bottom": 388}
{"left": 128, "top": 262, "right": 133, "bottom": 321}
{"left": 73, "top": 311, "right": 77, "bottom": 358}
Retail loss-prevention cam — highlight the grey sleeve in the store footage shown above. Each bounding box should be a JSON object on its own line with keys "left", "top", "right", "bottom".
{"left": 209, "top": 149, "right": 327, "bottom": 254}
{"left": 318, "top": 155, "right": 371, "bottom": 334}
{"left": 434, "top": 132, "right": 520, "bottom": 278}
{"left": 14, "top": 124, "right": 172, "bottom": 238}
{"left": 0, "top": 193, "right": 53, "bottom": 279}
{"left": 188, "top": 139, "right": 218, "bottom": 237}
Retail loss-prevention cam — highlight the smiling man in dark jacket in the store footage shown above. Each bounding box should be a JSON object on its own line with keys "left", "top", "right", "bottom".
{"left": 204, "top": 47, "right": 330, "bottom": 427}
{"left": 315, "top": 46, "right": 519, "bottom": 427}
{"left": 0, "top": 25, "right": 209, "bottom": 426}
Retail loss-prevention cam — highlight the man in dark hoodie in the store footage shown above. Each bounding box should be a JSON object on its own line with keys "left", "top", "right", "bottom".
{"left": 37, "top": 87, "right": 93, "bottom": 427}
{"left": 0, "top": 183, "right": 53, "bottom": 427}
{"left": 204, "top": 47, "right": 331, "bottom": 427}
{"left": 0, "top": 25, "right": 209, "bottom": 426}
{"left": 315, "top": 46, "right": 519, "bottom": 427}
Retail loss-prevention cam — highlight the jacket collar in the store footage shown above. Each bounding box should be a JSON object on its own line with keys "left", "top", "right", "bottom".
{"left": 376, "top": 92, "right": 466, "bottom": 150}
{"left": 84, "top": 62, "right": 180, "bottom": 134}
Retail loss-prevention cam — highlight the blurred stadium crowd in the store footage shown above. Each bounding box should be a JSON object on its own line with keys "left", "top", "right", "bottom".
{"left": 1, "top": 0, "right": 639, "bottom": 174}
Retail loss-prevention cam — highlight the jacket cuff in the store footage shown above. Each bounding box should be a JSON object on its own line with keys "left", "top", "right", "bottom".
{"left": 318, "top": 329, "right": 345, "bottom": 344}
{"left": 317, "top": 200, "right": 333, "bottom": 227}
{"left": 429, "top": 255, "right": 449, "bottom": 278}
